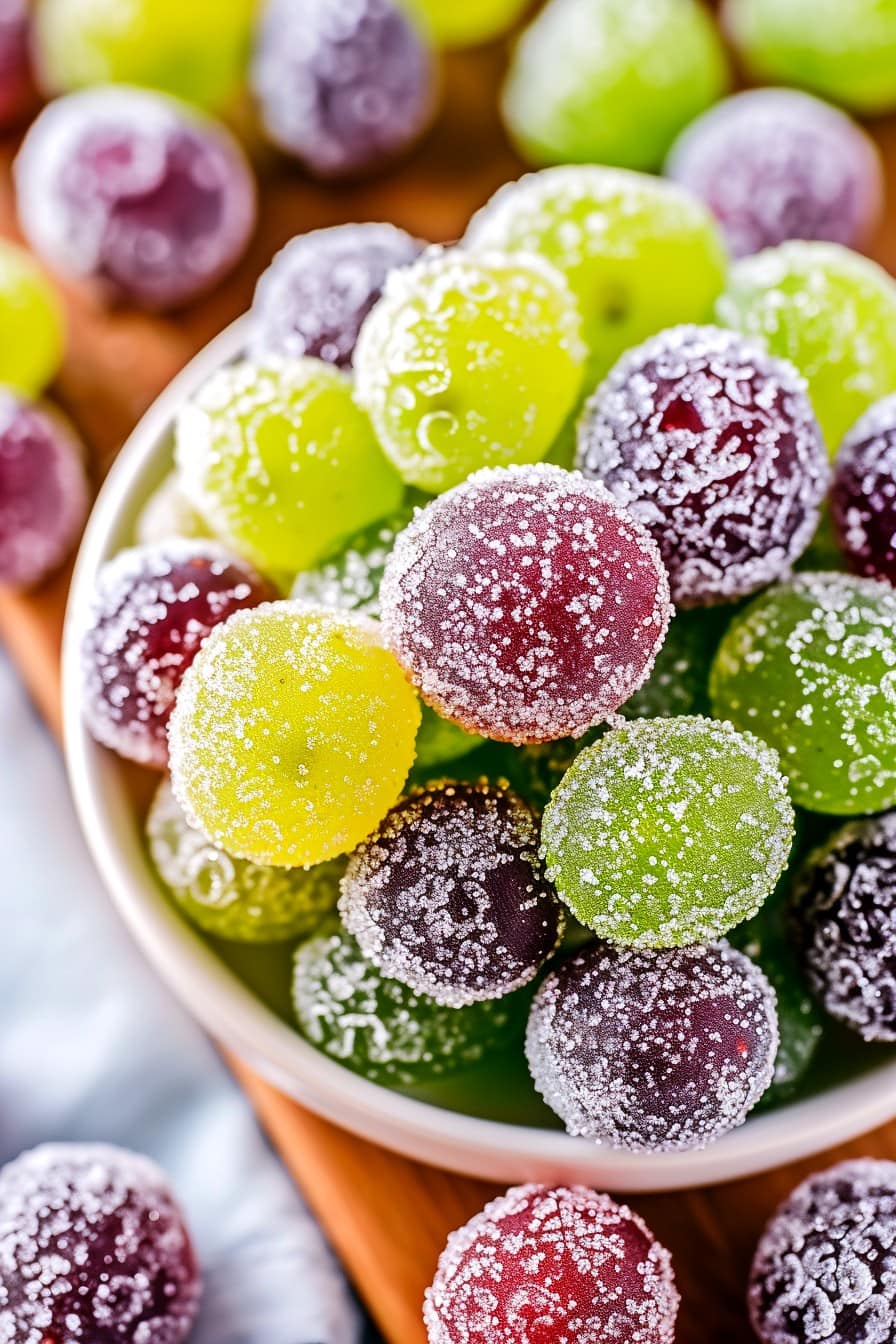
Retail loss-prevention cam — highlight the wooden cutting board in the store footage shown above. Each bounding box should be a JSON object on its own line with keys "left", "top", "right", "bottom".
{"left": 2, "top": 39, "right": 896, "bottom": 1344}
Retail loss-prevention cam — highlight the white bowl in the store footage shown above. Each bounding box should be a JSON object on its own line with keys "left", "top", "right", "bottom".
{"left": 62, "top": 317, "right": 896, "bottom": 1192}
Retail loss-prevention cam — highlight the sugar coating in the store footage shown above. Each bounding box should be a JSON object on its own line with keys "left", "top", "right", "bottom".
{"left": 80, "top": 540, "right": 272, "bottom": 768}
{"left": 541, "top": 716, "right": 794, "bottom": 948}
{"left": 749, "top": 1158, "right": 896, "bottom": 1344}
{"left": 792, "top": 811, "right": 896, "bottom": 1044}
{"left": 831, "top": 394, "right": 896, "bottom": 585}
{"left": 339, "top": 780, "right": 564, "bottom": 1007}
{"left": 0, "top": 392, "right": 88, "bottom": 588}
{"left": 14, "top": 86, "right": 255, "bottom": 309}
{"left": 168, "top": 601, "right": 421, "bottom": 868}
{"left": 249, "top": 223, "right": 424, "bottom": 370}
{"left": 710, "top": 572, "right": 896, "bottom": 815}
{"left": 526, "top": 941, "right": 778, "bottom": 1151}
{"left": 147, "top": 777, "right": 340, "bottom": 943}
{"left": 353, "top": 247, "right": 587, "bottom": 493}
{"left": 577, "top": 324, "right": 829, "bottom": 606}
{"left": 380, "top": 463, "right": 672, "bottom": 744}
{"left": 666, "top": 88, "right": 883, "bottom": 259}
{"left": 424, "top": 1182, "right": 679, "bottom": 1344}
{"left": 293, "top": 918, "right": 523, "bottom": 1085}
{"left": 0, "top": 1142, "right": 200, "bottom": 1344}
{"left": 134, "top": 471, "right": 209, "bottom": 548}
{"left": 291, "top": 505, "right": 414, "bottom": 618}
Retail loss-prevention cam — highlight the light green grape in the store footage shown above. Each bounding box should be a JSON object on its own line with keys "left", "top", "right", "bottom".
{"left": 175, "top": 358, "right": 404, "bottom": 576}
{"left": 503, "top": 0, "right": 729, "bottom": 171}
{"left": 717, "top": 241, "right": 896, "bottom": 454}
{"left": 0, "top": 240, "right": 64, "bottom": 396}
{"left": 402, "top": 0, "right": 529, "bottom": 46}
{"left": 465, "top": 166, "right": 727, "bottom": 385}
{"left": 353, "top": 248, "right": 586, "bottom": 492}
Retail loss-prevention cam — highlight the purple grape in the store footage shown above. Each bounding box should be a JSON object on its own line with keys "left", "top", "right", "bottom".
{"left": 250, "top": 222, "right": 424, "bottom": 368}
{"left": 0, "top": 0, "right": 35, "bottom": 128}
{"left": 250, "top": 0, "right": 436, "bottom": 179}
{"left": 0, "top": 392, "right": 89, "bottom": 589}
{"left": 666, "top": 88, "right": 883, "bottom": 259}
{"left": 831, "top": 394, "right": 896, "bottom": 585}
{"left": 14, "top": 86, "right": 256, "bottom": 310}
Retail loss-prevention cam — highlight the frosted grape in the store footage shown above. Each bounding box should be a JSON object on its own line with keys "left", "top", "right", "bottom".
{"left": 0, "top": 0, "right": 36, "bottom": 127}
{"left": 0, "top": 240, "right": 65, "bottom": 397}
{"left": 831, "top": 395, "right": 896, "bottom": 585}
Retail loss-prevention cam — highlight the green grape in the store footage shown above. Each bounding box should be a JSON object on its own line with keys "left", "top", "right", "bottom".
{"left": 168, "top": 603, "right": 421, "bottom": 868}
{"left": 353, "top": 248, "right": 586, "bottom": 492}
{"left": 724, "top": 0, "right": 896, "bottom": 114}
{"left": 176, "top": 358, "right": 404, "bottom": 576}
{"left": 402, "top": 0, "right": 529, "bottom": 47}
{"left": 147, "top": 777, "right": 339, "bottom": 943}
{"left": 33, "top": 0, "right": 255, "bottom": 108}
{"left": 465, "top": 166, "right": 727, "bottom": 384}
{"left": 717, "top": 241, "right": 896, "bottom": 454}
{"left": 414, "top": 706, "right": 482, "bottom": 771}
{"left": 0, "top": 240, "right": 64, "bottom": 396}
{"left": 541, "top": 716, "right": 794, "bottom": 948}
{"left": 620, "top": 606, "right": 731, "bottom": 722}
{"left": 710, "top": 572, "right": 896, "bottom": 815}
{"left": 134, "top": 470, "right": 210, "bottom": 546}
{"left": 503, "top": 0, "right": 728, "bottom": 172}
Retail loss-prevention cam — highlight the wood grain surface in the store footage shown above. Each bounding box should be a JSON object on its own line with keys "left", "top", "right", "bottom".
{"left": 2, "top": 36, "right": 896, "bottom": 1344}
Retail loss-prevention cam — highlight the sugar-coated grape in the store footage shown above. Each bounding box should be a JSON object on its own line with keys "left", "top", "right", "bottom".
{"left": 526, "top": 941, "right": 778, "bottom": 1151}
{"left": 15, "top": 87, "right": 256, "bottom": 311}
{"left": 717, "top": 241, "right": 896, "bottom": 454}
{"left": 354, "top": 249, "right": 586, "bottom": 493}
{"left": 293, "top": 919, "right": 525, "bottom": 1085}
{"left": 710, "top": 573, "right": 896, "bottom": 815}
{"left": 0, "top": 239, "right": 65, "bottom": 397}
{"left": 81, "top": 540, "right": 273, "bottom": 768}
{"left": 33, "top": 0, "right": 255, "bottom": 108}
{"left": 621, "top": 606, "right": 729, "bottom": 722}
{"left": 382, "top": 465, "right": 671, "bottom": 744}
{"left": 424, "top": 1183, "right": 679, "bottom": 1344}
{"left": 176, "top": 358, "right": 403, "bottom": 576}
{"left": 578, "top": 325, "right": 828, "bottom": 607}
{"left": 405, "top": 0, "right": 529, "bottom": 47}
{"left": 0, "top": 1142, "right": 200, "bottom": 1344}
{"left": 542, "top": 717, "right": 793, "bottom": 948}
{"left": 250, "top": 0, "right": 435, "bottom": 179}
{"left": 503, "top": 0, "right": 728, "bottom": 172}
{"left": 0, "top": 0, "right": 36, "bottom": 127}
{"left": 147, "top": 778, "right": 340, "bottom": 943}
{"left": 831, "top": 395, "right": 896, "bottom": 585}
{"left": 465, "top": 166, "right": 727, "bottom": 385}
{"left": 666, "top": 89, "right": 883, "bottom": 260}
{"left": 749, "top": 1159, "right": 896, "bottom": 1344}
{"left": 168, "top": 603, "right": 421, "bottom": 868}
{"left": 724, "top": 0, "right": 896, "bottom": 114}
{"left": 0, "top": 393, "right": 88, "bottom": 588}
{"left": 134, "top": 470, "right": 210, "bottom": 547}
{"left": 250, "top": 223, "right": 423, "bottom": 370}
{"left": 792, "top": 812, "right": 896, "bottom": 1044}
{"left": 339, "top": 781, "right": 563, "bottom": 1006}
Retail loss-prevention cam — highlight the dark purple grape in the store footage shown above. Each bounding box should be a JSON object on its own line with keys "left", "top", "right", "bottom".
{"left": 831, "top": 394, "right": 896, "bottom": 584}
{"left": 14, "top": 86, "right": 256, "bottom": 310}
{"left": 250, "top": 0, "right": 436, "bottom": 179}
{"left": 0, "top": 1142, "right": 200, "bottom": 1344}
{"left": 0, "top": 0, "right": 36, "bottom": 128}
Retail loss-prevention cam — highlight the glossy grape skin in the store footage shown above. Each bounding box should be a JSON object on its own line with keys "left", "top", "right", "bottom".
{"left": 0, "top": 0, "right": 36, "bottom": 127}
{"left": 176, "top": 358, "right": 403, "bottom": 576}
{"left": 831, "top": 395, "right": 896, "bottom": 585}
{"left": 15, "top": 87, "right": 256, "bottom": 311}
{"left": 0, "top": 240, "right": 65, "bottom": 397}
{"left": 502, "top": 0, "right": 728, "bottom": 172}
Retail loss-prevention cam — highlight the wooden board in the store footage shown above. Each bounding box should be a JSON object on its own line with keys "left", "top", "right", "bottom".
{"left": 2, "top": 39, "right": 896, "bottom": 1344}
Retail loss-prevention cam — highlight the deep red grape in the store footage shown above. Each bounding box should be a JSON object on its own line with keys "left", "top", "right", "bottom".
{"left": 831, "top": 394, "right": 896, "bottom": 584}
{"left": 0, "top": 0, "right": 36, "bottom": 128}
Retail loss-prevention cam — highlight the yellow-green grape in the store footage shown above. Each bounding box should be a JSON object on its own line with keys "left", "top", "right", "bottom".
{"left": 717, "top": 241, "right": 896, "bottom": 454}
{"left": 168, "top": 603, "right": 421, "bottom": 867}
{"left": 175, "top": 358, "right": 404, "bottom": 576}
{"left": 353, "top": 248, "right": 586, "bottom": 493}
{"left": 503, "top": 0, "right": 728, "bottom": 172}
{"left": 402, "top": 0, "right": 529, "bottom": 47}
{"left": 0, "top": 240, "right": 64, "bottom": 396}
{"left": 465, "top": 167, "right": 727, "bottom": 385}
{"left": 147, "top": 777, "right": 339, "bottom": 943}
{"left": 33, "top": 0, "right": 255, "bottom": 108}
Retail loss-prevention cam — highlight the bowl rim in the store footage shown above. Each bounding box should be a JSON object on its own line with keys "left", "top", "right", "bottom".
{"left": 62, "top": 315, "right": 896, "bottom": 1192}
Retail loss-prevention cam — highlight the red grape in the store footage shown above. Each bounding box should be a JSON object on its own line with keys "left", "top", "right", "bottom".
{"left": 831, "top": 394, "right": 896, "bottom": 584}
{"left": 0, "top": 0, "right": 36, "bottom": 128}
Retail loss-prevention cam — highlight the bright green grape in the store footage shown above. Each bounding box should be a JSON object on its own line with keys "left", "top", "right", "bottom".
{"left": 353, "top": 248, "right": 586, "bottom": 492}
{"left": 168, "top": 603, "right": 420, "bottom": 868}
{"left": 402, "top": 0, "right": 529, "bottom": 46}
{"left": 541, "top": 716, "right": 794, "bottom": 948}
{"left": 465, "top": 166, "right": 727, "bottom": 384}
{"left": 717, "top": 241, "right": 896, "bottom": 454}
{"left": 710, "top": 572, "right": 896, "bottom": 815}
{"left": 176, "top": 358, "right": 403, "bottom": 576}
{"left": 0, "top": 240, "right": 64, "bottom": 396}
{"left": 503, "top": 0, "right": 728, "bottom": 171}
